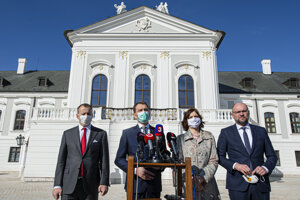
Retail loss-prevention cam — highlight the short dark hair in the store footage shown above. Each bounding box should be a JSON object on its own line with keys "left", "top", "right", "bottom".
{"left": 133, "top": 102, "right": 150, "bottom": 113}
{"left": 77, "top": 103, "right": 93, "bottom": 114}
{"left": 181, "top": 108, "right": 205, "bottom": 131}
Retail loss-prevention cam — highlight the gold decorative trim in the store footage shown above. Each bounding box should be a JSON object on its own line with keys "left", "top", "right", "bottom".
{"left": 119, "top": 51, "right": 128, "bottom": 60}
{"left": 202, "top": 51, "right": 211, "bottom": 61}
{"left": 76, "top": 51, "right": 86, "bottom": 58}
{"left": 160, "top": 51, "right": 169, "bottom": 59}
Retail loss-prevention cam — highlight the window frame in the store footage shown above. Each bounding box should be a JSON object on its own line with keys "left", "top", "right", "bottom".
{"left": 295, "top": 151, "right": 300, "bottom": 167}
{"left": 264, "top": 112, "right": 277, "bottom": 133}
{"left": 91, "top": 74, "right": 108, "bottom": 108}
{"left": 13, "top": 110, "right": 26, "bottom": 131}
{"left": 8, "top": 147, "right": 21, "bottom": 162}
{"left": 134, "top": 74, "right": 151, "bottom": 106}
{"left": 178, "top": 75, "right": 195, "bottom": 108}
{"left": 289, "top": 112, "right": 300, "bottom": 133}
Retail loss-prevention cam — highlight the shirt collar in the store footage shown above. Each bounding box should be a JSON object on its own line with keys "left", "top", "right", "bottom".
{"left": 236, "top": 123, "right": 250, "bottom": 130}
{"left": 79, "top": 124, "right": 91, "bottom": 131}
{"left": 137, "top": 123, "right": 150, "bottom": 130}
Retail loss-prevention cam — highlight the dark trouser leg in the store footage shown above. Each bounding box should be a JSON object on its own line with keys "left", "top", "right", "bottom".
{"left": 229, "top": 189, "right": 248, "bottom": 200}
{"left": 62, "top": 179, "right": 86, "bottom": 200}
{"left": 249, "top": 184, "right": 270, "bottom": 200}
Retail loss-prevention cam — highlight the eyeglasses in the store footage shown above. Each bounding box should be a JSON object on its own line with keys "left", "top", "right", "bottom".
{"left": 232, "top": 110, "right": 248, "bottom": 114}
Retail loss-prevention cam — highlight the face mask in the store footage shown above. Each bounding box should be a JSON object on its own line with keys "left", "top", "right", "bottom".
{"left": 79, "top": 115, "right": 92, "bottom": 126}
{"left": 137, "top": 111, "right": 150, "bottom": 124}
{"left": 188, "top": 117, "right": 201, "bottom": 128}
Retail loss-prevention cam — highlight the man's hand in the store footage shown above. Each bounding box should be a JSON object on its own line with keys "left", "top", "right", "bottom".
{"left": 137, "top": 167, "right": 155, "bottom": 180}
{"left": 252, "top": 166, "right": 267, "bottom": 176}
{"left": 234, "top": 163, "right": 252, "bottom": 176}
{"left": 98, "top": 185, "right": 108, "bottom": 196}
{"left": 52, "top": 188, "right": 62, "bottom": 200}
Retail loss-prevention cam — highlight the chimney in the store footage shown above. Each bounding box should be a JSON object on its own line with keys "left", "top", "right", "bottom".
{"left": 261, "top": 59, "right": 271, "bottom": 75}
{"left": 17, "top": 58, "right": 27, "bottom": 74}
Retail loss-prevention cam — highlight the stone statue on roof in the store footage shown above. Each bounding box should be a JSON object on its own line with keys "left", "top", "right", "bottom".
{"left": 156, "top": 2, "right": 169, "bottom": 14}
{"left": 114, "top": 2, "right": 127, "bottom": 15}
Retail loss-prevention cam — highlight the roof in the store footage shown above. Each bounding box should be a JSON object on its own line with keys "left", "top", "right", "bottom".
{"left": 0, "top": 70, "right": 299, "bottom": 94}
{"left": 0, "top": 71, "right": 69, "bottom": 92}
{"left": 218, "top": 71, "right": 300, "bottom": 94}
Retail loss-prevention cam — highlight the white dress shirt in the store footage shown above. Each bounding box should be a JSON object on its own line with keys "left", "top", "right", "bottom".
{"left": 79, "top": 124, "right": 91, "bottom": 147}
{"left": 137, "top": 123, "right": 150, "bottom": 134}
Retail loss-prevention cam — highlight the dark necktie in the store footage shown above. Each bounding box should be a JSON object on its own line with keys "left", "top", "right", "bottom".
{"left": 80, "top": 127, "right": 86, "bottom": 176}
{"left": 241, "top": 127, "right": 251, "bottom": 154}
{"left": 142, "top": 126, "right": 148, "bottom": 134}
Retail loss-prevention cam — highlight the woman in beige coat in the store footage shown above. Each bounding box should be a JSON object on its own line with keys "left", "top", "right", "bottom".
{"left": 177, "top": 108, "right": 220, "bottom": 200}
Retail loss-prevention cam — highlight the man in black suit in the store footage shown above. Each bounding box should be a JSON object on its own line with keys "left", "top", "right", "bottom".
{"left": 115, "top": 102, "right": 162, "bottom": 199}
{"left": 52, "top": 103, "right": 109, "bottom": 200}
{"left": 217, "top": 102, "right": 277, "bottom": 200}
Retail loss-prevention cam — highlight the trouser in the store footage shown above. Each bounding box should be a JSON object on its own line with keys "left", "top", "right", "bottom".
{"left": 229, "top": 184, "right": 270, "bottom": 200}
{"left": 62, "top": 179, "right": 98, "bottom": 200}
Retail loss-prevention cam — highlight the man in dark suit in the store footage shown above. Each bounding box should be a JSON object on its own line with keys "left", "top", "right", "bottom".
{"left": 217, "top": 102, "right": 277, "bottom": 200}
{"left": 115, "top": 102, "right": 162, "bottom": 199}
{"left": 52, "top": 103, "right": 109, "bottom": 200}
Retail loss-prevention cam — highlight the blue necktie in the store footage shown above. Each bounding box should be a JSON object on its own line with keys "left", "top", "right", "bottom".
{"left": 241, "top": 127, "right": 251, "bottom": 154}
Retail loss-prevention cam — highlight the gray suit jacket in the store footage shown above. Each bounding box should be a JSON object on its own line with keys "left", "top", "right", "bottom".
{"left": 54, "top": 125, "right": 110, "bottom": 195}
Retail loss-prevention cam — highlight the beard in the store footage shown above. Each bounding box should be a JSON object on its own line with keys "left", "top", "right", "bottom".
{"left": 236, "top": 118, "right": 249, "bottom": 126}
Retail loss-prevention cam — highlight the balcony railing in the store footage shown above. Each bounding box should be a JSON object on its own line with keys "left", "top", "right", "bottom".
{"left": 31, "top": 107, "right": 232, "bottom": 122}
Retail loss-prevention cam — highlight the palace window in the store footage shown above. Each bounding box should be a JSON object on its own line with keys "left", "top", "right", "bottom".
{"left": 283, "top": 78, "right": 299, "bottom": 88}
{"left": 178, "top": 75, "right": 194, "bottom": 108}
{"left": 275, "top": 150, "right": 280, "bottom": 166}
{"left": 290, "top": 112, "right": 300, "bottom": 133}
{"left": 135, "top": 75, "right": 151, "bottom": 106}
{"left": 91, "top": 74, "right": 107, "bottom": 107}
{"left": 14, "top": 110, "right": 26, "bottom": 130}
{"left": 264, "top": 112, "right": 276, "bottom": 133}
{"left": 240, "top": 77, "right": 254, "bottom": 88}
{"left": 8, "top": 147, "right": 20, "bottom": 162}
{"left": 295, "top": 151, "right": 300, "bottom": 167}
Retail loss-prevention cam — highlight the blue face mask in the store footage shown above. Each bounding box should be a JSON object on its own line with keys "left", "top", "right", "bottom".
{"left": 137, "top": 111, "right": 150, "bottom": 123}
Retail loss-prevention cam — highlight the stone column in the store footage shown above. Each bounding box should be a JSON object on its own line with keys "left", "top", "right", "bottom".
{"left": 157, "top": 51, "right": 170, "bottom": 108}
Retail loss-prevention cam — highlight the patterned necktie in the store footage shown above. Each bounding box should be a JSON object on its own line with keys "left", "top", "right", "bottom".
{"left": 80, "top": 127, "right": 86, "bottom": 176}
{"left": 241, "top": 127, "right": 251, "bottom": 154}
{"left": 142, "top": 126, "right": 147, "bottom": 134}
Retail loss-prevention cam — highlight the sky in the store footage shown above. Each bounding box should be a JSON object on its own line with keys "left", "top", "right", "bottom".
{"left": 0, "top": 0, "right": 299, "bottom": 72}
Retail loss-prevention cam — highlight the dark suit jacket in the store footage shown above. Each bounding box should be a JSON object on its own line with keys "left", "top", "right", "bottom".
{"left": 54, "top": 125, "right": 110, "bottom": 196}
{"left": 114, "top": 125, "right": 162, "bottom": 194}
{"left": 217, "top": 124, "right": 277, "bottom": 192}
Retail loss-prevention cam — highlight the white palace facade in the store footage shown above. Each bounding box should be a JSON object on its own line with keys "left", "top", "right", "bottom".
{"left": 0, "top": 5, "right": 300, "bottom": 182}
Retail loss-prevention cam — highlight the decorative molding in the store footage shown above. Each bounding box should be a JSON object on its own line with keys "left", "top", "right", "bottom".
{"left": 119, "top": 51, "right": 128, "bottom": 60}
{"left": 160, "top": 51, "right": 169, "bottom": 59}
{"left": 175, "top": 61, "right": 199, "bottom": 69}
{"left": 136, "top": 18, "right": 152, "bottom": 32}
{"left": 287, "top": 103, "right": 300, "bottom": 108}
{"left": 89, "top": 60, "right": 114, "bottom": 69}
{"left": 132, "top": 60, "right": 155, "bottom": 69}
{"left": 262, "top": 103, "right": 278, "bottom": 108}
{"left": 202, "top": 51, "right": 211, "bottom": 61}
{"left": 76, "top": 51, "right": 86, "bottom": 58}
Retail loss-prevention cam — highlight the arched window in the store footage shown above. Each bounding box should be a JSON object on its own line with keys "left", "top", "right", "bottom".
{"left": 91, "top": 74, "right": 108, "bottom": 107}
{"left": 178, "top": 75, "right": 194, "bottom": 108}
{"left": 14, "top": 110, "right": 26, "bottom": 130}
{"left": 264, "top": 112, "right": 276, "bottom": 133}
{"left": 290, "top": 112, "right": 300, "bottom": 133}
{"left": 135, "top": 75, "right": 151, "bottom": 106}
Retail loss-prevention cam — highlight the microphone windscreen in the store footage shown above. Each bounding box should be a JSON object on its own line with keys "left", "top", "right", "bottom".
{"left": 144, "top": 133, "right": 154, "bottom": 144}
{"left": 137, "top": 132, "right": 145, "bottom": 143}
{"left": 154, "top": 124, "right": 164, "bottom": 135}
{"left": 167, "top": 132, "right": 176, "bottom": 141}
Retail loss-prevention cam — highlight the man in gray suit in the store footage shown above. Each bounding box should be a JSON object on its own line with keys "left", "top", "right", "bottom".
{"left": 52, "top": 103, "right": 109, "bottom": 200}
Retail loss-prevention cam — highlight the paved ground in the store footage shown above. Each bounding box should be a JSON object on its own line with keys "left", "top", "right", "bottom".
{"left": 0, "top": 172, "right": 300, "bottom": 200}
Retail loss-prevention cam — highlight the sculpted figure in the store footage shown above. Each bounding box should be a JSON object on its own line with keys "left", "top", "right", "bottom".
{"left": 114, "top": 2, "right": 127, "bottom": 14}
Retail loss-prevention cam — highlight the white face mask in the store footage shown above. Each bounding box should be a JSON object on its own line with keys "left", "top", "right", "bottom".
{"left": 188, "top": 117, "right": 201, "bottom": 128}
{"left": 79, "top": 115, "right": 92, "bottom": 126}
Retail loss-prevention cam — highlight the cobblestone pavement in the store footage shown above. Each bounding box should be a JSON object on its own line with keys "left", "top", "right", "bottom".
{"left": 0, "top": 173, "right": 300, "bottom": 200}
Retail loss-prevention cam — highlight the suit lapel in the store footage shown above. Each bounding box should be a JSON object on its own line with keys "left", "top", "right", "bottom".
{"left": 74, "top": 126, "right": 82, "bottom": 155}
{"left": 231, "top": 125, "right": 249, "bottom": 156}
{"left": 249, "top": 124, "right": 257, "bottom": 155}
{"left": 83, "top": 125, "right": 97, "bottom": 157}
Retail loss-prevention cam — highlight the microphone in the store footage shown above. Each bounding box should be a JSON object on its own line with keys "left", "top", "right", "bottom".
{"left": 137, "top": 132, "right": 145, "bottom": 160}
{"left": 154, "top": 124, "right": 164, "bottom": 147}
{"left": 167, "top": 132, "right": 178, "bottom": 160}
{"left": 144, "top": 133, "right": 155, "bottom": 158}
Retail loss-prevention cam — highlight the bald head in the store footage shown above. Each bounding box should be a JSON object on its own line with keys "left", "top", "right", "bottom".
{"left": 232, "top": 103, "right": 249, "bottom": 126}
